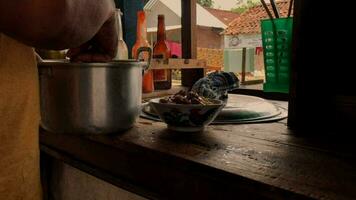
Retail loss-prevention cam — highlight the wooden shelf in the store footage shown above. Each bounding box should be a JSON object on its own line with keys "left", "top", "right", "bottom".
{"left": 149, "top": 58, "right": 207, "bottom": 70}
{"left": 142, "top": 85, "right": 188, "bottom": 100}
{"left": 40, "top": 101, "right": 356, "bottom": 200}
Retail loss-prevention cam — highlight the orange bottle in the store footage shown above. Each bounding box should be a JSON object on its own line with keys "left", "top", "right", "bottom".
{"left": 132, "top": 11, "right": 154, "bottom": 93}
{"left": 153, "top": 15, "right": 172, "bottom": 90}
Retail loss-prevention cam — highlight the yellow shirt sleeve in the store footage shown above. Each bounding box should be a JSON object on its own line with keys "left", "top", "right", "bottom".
{"left": 0, "top": 34, "right": 42, "bottom": 200}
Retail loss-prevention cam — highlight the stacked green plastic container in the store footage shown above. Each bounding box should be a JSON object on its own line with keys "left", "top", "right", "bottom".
{"left": 261, "top": 17, "right": 293, "bottom": 93}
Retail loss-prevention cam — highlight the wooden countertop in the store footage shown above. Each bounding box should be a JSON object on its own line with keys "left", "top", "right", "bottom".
{"left": 40, "top": 101, "right": 356, "bottom": 200}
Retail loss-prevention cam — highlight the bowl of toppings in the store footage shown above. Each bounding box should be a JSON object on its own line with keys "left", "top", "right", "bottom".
{"left": 149, "top": 90, "right": 225, "bottom": 132}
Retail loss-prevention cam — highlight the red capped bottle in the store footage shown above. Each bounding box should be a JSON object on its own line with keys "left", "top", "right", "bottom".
{"left": 132, "top": 11, "right": 154, "bottom": 93}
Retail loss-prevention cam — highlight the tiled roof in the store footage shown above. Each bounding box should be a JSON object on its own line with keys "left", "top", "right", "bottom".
{"left": 204, "top": 7, "right": 240, "bottom": 26}
{"left": 223, "top": 0, "right": 293, "bottom": 35}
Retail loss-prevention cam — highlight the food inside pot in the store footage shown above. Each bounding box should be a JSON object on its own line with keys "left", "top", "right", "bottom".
{"left": 159, "top": 90, "right": 217, "bottom": 105}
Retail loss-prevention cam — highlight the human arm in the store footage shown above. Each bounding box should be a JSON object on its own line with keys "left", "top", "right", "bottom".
{"left": 0, "top": 0, "right": 118, "bottom": 60}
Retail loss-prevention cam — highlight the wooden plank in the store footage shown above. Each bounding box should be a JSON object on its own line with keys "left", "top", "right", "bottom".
{"left": 142, "top": 85, "right": 189, "bottom": 100}
{"left": 149, "top": 58, "right": 207, "bottom": 70}
{"left": 286, "top": 0, "right": 356, "bottom": 131}
{"left": 287, "top": 0, "right": 300, "bottom": 129}
{"left": 40, "top": 102, "right": 356, "bottom": 200}
{"left": 241, "top": 47, "right": 247, "bottom": 83}
{"left": 181, "top": 0, "right": 197, "bottom": 59}
{"left": 40, "top": 125, "right": 311, "bottom": 200}
{"left": 41, "top": 145, "right": 158, "bottom": 200}
{"left": 240, "top": 79, "right": 265, "bottom": 85}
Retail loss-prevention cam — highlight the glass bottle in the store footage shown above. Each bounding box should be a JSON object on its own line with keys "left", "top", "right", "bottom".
{"left": 153, "top": 15, "right": 172, "bottom": 90}
{"left": 114, "top": 9, "right": 128, "bottom": 60}
{"left": 132, "top": 11, "right": 154, "bottom": 93}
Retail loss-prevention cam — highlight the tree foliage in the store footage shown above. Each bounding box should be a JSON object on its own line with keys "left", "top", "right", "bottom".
{"left": 197, "top": 0, "right": 214, "bottom": 8}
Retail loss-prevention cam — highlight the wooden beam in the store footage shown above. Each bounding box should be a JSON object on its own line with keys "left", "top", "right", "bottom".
{"left": 40, "top": 113, "right": 356, "bottom": 200}
{"left": 241, "top": 47, "right": 247, "bottom": 83}
{"left": 287, "top": 0, "right": 336, "bottom": 131}
{"left": 149, "top": 58, "right": 206, "bottom": 70}
{"left": 181, "top": 0, "right": 204, "bottom": 87}
{"left": 181, "top": 0, "right": 197, "bottom": 59}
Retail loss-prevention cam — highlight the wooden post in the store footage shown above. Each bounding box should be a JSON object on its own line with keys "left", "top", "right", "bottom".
{"left": 287, "top": 0, "right": 348, "bottom": 132}
{"left": 181, "top": 0, "right": 203, "bottom": 87}
{"left": 241, "top": 47, "right": 247, "bottom": 83}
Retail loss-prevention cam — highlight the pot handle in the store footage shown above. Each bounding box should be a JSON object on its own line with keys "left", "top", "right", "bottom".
{"left": 136, "top": 47, "right": 152, "bottom": 71}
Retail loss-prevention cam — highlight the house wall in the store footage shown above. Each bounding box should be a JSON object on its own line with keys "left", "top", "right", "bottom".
{"left": 145, "top": 1, "right": 181, "bottom": 29}
{"left": 148, "top": 26, "right": 224, "bottom": 50}
{"left": 148, "top": 29, "right": 181, "bottom": 45}
{"left": 223, "top": 34, "right": 265, "bottom": 72}
{"left": 197, "top": 26, "right": 224, "bottom": 49}
{"left": 224, "top": 34, "right": 262, "bottom": 49}
{"left": 197, "top": 48, "right": 224, "bottom": 70}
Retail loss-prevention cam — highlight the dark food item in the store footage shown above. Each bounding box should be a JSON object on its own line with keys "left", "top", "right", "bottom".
{"left": 159, "top": 90, "right": 216, "bottom": 105}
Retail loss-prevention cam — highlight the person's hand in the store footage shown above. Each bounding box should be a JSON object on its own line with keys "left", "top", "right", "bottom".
{"left": 67, "top": 14, "right": 118, "bottom": 62}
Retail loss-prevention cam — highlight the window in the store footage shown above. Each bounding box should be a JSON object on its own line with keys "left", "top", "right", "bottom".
{"left": 143, "top": 0, "right": 293, "bottom": 94}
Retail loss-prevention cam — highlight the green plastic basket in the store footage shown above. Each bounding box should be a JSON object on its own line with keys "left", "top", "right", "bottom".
{"left": 261, "top": 17, "right": 293, "bottom": 93}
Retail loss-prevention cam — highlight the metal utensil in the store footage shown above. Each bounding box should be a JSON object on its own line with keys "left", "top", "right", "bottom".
{"left": 270, "top": 0, "right": 280, "bottom": 18}
{"left": 260, "top": 0, "right": 275, "bottom": 20}
{"left": 287, "top": 0, "right": 294, "bottom": 18}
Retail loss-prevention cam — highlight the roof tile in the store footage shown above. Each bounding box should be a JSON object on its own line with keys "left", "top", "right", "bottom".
{"left": 223, "top": 0, "right": 293, "bottom": 35}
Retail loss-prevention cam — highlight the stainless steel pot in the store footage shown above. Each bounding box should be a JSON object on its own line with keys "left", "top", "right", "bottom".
{"left": 38, "top": 48, "right": 151, "bottom": 134}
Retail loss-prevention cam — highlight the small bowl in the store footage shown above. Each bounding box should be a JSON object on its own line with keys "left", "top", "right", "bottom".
{"left": 149, "top": 98, "right": 224, "bottom": 132}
